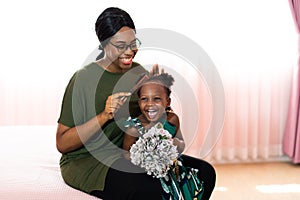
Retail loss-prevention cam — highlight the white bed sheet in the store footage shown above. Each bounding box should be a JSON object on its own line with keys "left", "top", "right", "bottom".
{"left": 0, "top": 126, "right": 99, "bottom": 200}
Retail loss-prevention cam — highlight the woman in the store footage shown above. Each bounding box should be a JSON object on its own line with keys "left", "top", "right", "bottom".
{"left": 56, "top": 7, "right": 215, "bottom": 200}
{"left": 56, "top": 7, "right": 163, "bottom": 199}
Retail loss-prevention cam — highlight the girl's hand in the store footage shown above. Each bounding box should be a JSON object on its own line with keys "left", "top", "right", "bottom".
{"left": 173, "top": 137, "right": 185, "bottom": 154}
{"left": 103, "top": 92, "right": 131, "bottom": 119}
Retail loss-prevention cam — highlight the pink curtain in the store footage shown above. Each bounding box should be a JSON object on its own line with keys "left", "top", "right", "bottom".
{"left": 283, "top": 0, "right": 300, "bottom": 163}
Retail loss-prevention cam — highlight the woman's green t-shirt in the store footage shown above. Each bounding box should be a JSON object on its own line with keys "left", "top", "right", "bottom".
{"left": 57, "top": 62, "right": 147, "bottom": 192}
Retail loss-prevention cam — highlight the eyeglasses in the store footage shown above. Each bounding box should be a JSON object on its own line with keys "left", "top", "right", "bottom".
{"left": 109, "top": 38, "right": 141, "bottom": 53}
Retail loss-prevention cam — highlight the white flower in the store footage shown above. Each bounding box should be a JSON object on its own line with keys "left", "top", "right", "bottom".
{"left": 130, "top": 122, "right": 179, "bottom": 178}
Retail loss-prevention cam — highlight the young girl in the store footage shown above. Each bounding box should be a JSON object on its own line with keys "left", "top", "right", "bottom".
{"left": 123, "top": 73, "right": 185, "bottom": 155}
{"left": 123, "top": 73, "right": 204, "bottom": 200}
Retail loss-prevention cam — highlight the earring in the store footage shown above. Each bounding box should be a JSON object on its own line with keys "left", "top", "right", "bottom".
{"left": 165, "top": 106, "right": 173, "bottom": 113}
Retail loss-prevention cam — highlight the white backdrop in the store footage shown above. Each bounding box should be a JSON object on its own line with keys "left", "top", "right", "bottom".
{"left": 0, "top": 0, "right": 298, "bottom": 162}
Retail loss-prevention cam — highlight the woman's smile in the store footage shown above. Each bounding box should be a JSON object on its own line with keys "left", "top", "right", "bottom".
{"left": 119, "top": 55, "right": 133, "bottom": 65}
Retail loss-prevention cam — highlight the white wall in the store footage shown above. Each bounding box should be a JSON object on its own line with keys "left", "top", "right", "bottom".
{"left": 0, "top": 0, "right": 297, "bottom": 128}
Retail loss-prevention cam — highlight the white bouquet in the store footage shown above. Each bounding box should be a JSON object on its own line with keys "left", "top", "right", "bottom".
{"left": 130, "top": 122, "right": 179, "bottom": 178}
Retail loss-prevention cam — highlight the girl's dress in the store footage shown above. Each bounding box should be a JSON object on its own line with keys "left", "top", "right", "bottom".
{"left": 124, "top": 117, "right": 204, "bottom": 200}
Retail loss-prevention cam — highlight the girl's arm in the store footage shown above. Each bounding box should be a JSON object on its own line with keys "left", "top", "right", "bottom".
{"left": 123, "top": 127, "right": 139, "bottom": 159}
{"left": 167, "top": 112, "right": 185, "bottom": 153}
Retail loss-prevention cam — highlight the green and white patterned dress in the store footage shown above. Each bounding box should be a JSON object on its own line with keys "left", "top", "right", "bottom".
{"left": 124, "top": 117, "right": 204, "bottom": 200}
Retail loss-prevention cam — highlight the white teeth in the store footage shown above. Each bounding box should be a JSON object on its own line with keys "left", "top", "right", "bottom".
{"left": 120, "top": 57, "right": 132, "bottom": 63}
{"left": 147, "top": 110, "right": 157, "bottom": 119}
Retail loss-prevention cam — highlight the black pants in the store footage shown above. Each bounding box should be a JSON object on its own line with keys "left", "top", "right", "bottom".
{"left": 91, "top": 158, "right": 162, "bottom": 200}
{"left": 91, "top": 155, "right": 216, "bottom": 200}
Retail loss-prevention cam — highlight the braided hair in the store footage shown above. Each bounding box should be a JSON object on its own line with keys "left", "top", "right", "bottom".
{"left": 95, "top": 7, "right": 136, "bottom": 60}
{"left": 137, "top": 73, "right": 175, "bottom": 98}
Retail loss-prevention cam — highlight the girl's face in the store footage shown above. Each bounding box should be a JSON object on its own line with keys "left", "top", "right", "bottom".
{"left": 104, "top": 26, "right": 138, "bottom": 73}
{"left": 138, "top": 82, "right": 170, "bottom": 123}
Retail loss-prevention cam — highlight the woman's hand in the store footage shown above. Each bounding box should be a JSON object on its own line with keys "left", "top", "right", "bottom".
{"left": 103, "top": 92, "right": 132, "bottom": 119}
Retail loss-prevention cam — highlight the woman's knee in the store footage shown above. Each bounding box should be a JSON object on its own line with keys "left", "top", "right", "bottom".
{"left": 126, "top": 175, "right": 162, "bottom": 200}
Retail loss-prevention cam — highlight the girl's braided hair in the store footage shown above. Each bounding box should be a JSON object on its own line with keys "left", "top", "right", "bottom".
{"left": 137, "top": 73, "right": 175, "bottom": 97}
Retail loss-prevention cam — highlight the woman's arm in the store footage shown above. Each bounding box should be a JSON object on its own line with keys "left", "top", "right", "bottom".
{"left": 56, "top": 92, "right": 131, "bottom": 154}
{"left": 56, "top": 112, "right": 110, "bottom": 154}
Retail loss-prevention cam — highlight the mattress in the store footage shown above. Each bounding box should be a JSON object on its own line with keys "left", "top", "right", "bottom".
{"left": 0, "top": 126, "right": 99, "bottom": 200}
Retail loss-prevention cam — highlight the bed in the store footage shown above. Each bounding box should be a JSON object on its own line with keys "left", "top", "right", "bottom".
{"left": 0, "top": 126, "right": 99, "bottom": 200}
